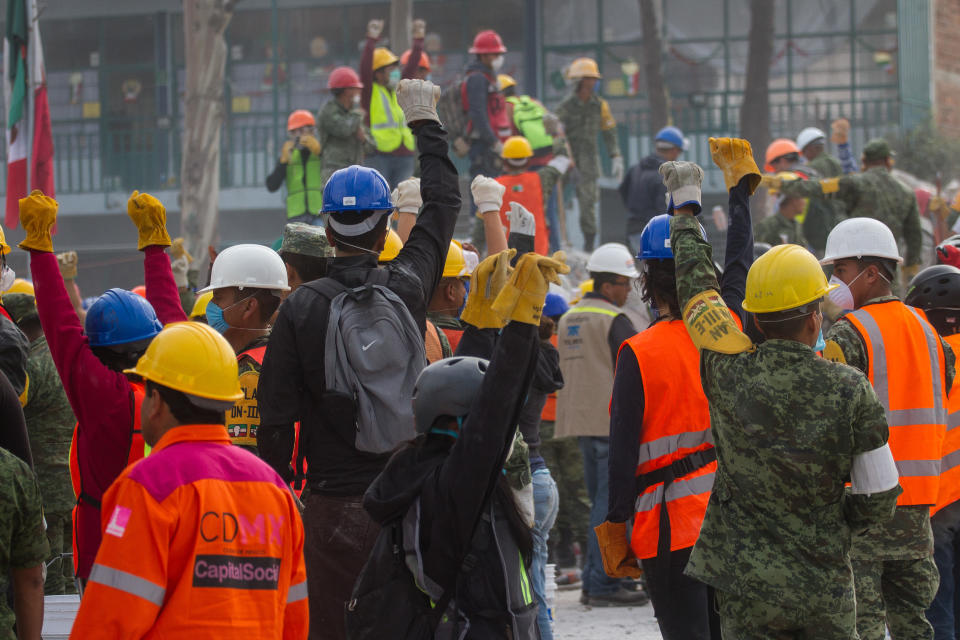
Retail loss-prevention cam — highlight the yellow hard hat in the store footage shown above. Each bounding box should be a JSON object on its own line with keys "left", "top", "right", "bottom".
{"left": 442, "top": 241, "right": 467, "bottom": 278}
{"left": 0, "top": 227, "right": 9, "bottom": 255}
{"left": 379, "top": 229, "right": 403, "bottom": 263}
{"left": 5, "top": 279, "right": 34, "bottom": 296}
{"left": 124, "top": 322, "right": 243, "bottom": 403}
{"left": 579, "top": 278, "right": 594, "bottom": 296}
{"left": 372, "top": 47, "right": 399, "bottom": 71}
{"left": 189, "top": 291, "right": 213, "bottom": 319}
{"left": 497, "top": 74, "right": 517, "bottom": 91}
{"left": 568, "top": 58, "right": 602, "bottom": 80}
{"left": 502, "top": 136, "right": 534, "bottom": 160}
{"left": 742, "top": 244, "right": 838, "bottom": 314}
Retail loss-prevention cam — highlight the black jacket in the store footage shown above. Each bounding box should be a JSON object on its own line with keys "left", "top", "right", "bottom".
{"left": 619, "top": 153, "right": 669, "bottom": 236}
{"left": 464, "top": 61, "right": 497, "bottom": 147}
{"left": 257, "top": 121, "right": 460, "bottom": 495}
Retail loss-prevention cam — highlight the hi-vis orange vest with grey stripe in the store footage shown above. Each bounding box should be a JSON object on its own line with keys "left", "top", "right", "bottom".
{"left": 935, "top": 332, "right": 960, "bottom": 514}
{"left": 846, "top": 301, "right": 948, "bottom": 506}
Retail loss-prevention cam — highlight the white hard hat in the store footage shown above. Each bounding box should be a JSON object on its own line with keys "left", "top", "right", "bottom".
{"left": 586, "top": 243, "right": 640, "bottom": 278}
{"left": 199, "top": 244, "right": 291, "bottom": 293}
{"left": 796, "top": 127, "right": 826, "bottom": 152}
{"left": 820, "top": 217, "right": 903, "bottom": 265}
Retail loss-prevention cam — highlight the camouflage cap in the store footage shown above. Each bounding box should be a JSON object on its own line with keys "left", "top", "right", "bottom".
{"left": 279, "top": 222, "right": 334, "bottom": 258}
{"left": 2, "top": 292, "right": 38, "bottom": 325}
{"left": 862, "top": 138, "right": 895, "bottom": 163}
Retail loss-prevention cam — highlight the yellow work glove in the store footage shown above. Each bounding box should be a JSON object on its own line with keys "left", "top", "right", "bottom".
{"left": 280, "top": 140, "right": 295, "bottom": 164}
{"left": 460, "top": 249, "right": 516, "bottom": 330}
{"left": 594, "top": 521, "right": 643, "bottom": 579}
{"left": 491, "top": 251, "right": 570, "bottom": 326}
{"left": 127, "top": 191, "right": 172, "bottom": 250}
{"left": 759, "top": 174, "right": 782, "bottom": 191}
{"left": 709, "top": 137, "right": 761, "bottom": 195}
{"left": 57, "top": 251, "right": 78, "bottom": 280}
{"left": 170, "top": 237, "right": 193, "bottom": 263}
{"left": 18, "top": 190, "right": 58, "bottom": 253}
{"left": 300, "top": 134, "right": 321, "bottom": 156}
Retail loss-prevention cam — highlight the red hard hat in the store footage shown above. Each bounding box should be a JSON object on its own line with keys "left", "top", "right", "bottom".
{"left": 327, "top": 66, "right": 363, "bottom": 90}
{"left": 287, "top": 110, "right": 315, "bottom": 131}
{"left": 400, "top": 49, "right": 431, "bottom": 72}
{"left": 764, "top": 138, "right": 801, "bottom": 172}
{"left": 131, "top": 285, "right": 147, "bottom": 298}
{"left": 469, "top": 30, "right": 506, "bottom": 55}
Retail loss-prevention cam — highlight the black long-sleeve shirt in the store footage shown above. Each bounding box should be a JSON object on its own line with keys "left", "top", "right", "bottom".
{"left": 257, "top": 121, "right": 461, "bottom": 495}
{"left": 606, "top": 180, "right": 753, "bottom": 522}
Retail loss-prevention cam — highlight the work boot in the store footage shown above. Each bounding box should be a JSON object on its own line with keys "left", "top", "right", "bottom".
{"left": 586, "top": 587, "right": 650, "bottom": 608}
{"left": 583, "top": 234, "right": 595, "bottom": 252}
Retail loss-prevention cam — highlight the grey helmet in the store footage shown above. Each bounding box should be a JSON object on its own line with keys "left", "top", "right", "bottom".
{"left": 412, "top": 356, "right": 489, "bottom": 434}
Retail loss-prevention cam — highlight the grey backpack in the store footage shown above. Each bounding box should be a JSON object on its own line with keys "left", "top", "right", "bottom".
{"left": 305, "top": 269, "right": 424, "bottom": 454}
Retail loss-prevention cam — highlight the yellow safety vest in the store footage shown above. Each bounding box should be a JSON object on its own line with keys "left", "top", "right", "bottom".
{"left": 369, "top": 83, "right": 415, "bottom": 153}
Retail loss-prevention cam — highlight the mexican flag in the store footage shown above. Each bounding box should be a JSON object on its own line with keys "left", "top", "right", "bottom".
{"left": 5, "top": 0, "right": 54, "bottom": 229}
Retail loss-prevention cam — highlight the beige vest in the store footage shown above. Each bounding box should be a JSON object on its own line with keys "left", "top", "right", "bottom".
{"left": 555, "top": 297, "right": 623, "bottom": 438}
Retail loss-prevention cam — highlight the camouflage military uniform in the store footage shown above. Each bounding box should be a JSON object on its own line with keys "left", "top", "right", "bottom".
{"left": 803, "top": 153, "right": 848, "bottom": 256}
{"left": 538, "top": 419, "right": 589, "bottom": 564}
{"left": 809, "top": 152, "right": 843, "bottom": 178}
{"left": 753, "top": 212, "right": 807, "bottom": 247}
{"left": 555, "top": 93, "right": 620, "bottom": 242}
{"left": 670, "top": 213, "right": 900, "bottom": 638}
{"left": 318, "top": 98, "right": 368, "bottom": 187}
{"left": 280, "top": 222, "right": 335, "bottom": 258}
{"left": 0, "top": 446, "right": 50, "bottom": 638}
{"left": 781, "top": 166, "right": 922, "bottom": 265}
{"left": 826, "top": 300, "right": 954, "bottom": 640}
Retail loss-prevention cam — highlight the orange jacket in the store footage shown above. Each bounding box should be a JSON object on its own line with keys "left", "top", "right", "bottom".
{"left": 935, "top": 332, "right": 960, "bottom": 514}
{"left": 71, "top": 424, "right": 308, "bottom": 639}
{"left": 496, "top": 172, "right": 549, "bottom": 255}
{"left": 846, "top": 301, "right": 948, "bottom": 506}
{"left": 621, "top": 319, "right": 716, "bottom": 559}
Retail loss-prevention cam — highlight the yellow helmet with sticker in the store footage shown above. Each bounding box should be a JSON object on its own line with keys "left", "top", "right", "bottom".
{"left": 742, "top": 244, "right": 837, "bottom": 313}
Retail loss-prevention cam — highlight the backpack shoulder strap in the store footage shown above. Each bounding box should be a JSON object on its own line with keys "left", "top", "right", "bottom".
{"left": 302, "top": 276, "right": 350, "bottom": 300}
{"left": 364, "top": 268, "right": 391, "bottom": 287}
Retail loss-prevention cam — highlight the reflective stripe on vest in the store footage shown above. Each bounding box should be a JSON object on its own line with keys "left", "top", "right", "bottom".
{"left": 506, "top": 96, "right": 553, "bottom": 151}
{"left": 573, "top": 306, "right": 620, "bottom": 317}
{"left": 287, "top": 580, "right": 308, "bottom": 603}
{"left": 285, "top": 148, "right": 323, "bottom": 218}
{"left": 89, "top": 563, "right": 166, "bottom": 607}
{"left": 847, "top": 303, "right": 947, "bottom": 506}
{"left": 496, "top": 171, "right": 549, "bottom": 255}
{"left": 935, "top": 333, "right": 960, "bottom": 514}
{"left": 370, "top": 84, "right": 415, "bottom": 153}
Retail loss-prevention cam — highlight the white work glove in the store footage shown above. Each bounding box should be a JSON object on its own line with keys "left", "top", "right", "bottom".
{"left": 170, "top": 255, "right": 190, "bottom": 288}
{"left": 659, "top": 161, "right": 704, "bottom": 215}
{"left": 392, "top": 178, "right": 422, "bottom": 214}
{"left": 547, "top": 155, "right": 571, "bottom": 174}
{"left": 396, "top": 79, "right": 441, "bottom": 125}
{"left": 611, "top": 156, "right": 624, "bottom": 183}
{"left": 507, "top": 202, "right": 536, "bottom": 237}
{"left": 471, "top": 175, "right": 506, "bottom": 214}
{"left": 412, "top": 19, "right": 426, "bottom": 40}
{"left": 367, "top": 19, "right": 384, "bottom": 39}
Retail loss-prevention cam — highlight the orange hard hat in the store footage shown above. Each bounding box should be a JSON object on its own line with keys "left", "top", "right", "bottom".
{"left": 764, "top": 138, "right": 800, "bottom": 172}
{"left": 287, "top": 109, "right": 315, "bottom": 131}
{"left": 327, "top": 66, "right": 363, "bottom": 90}
{"left": 131, "top": 285, "right": 147, "bottom": 298}
{"left": 469, "top": 30, "right": 506, "bottom": 55}
{"left": 400, "top": 49, "right": 431, "bottom": 72}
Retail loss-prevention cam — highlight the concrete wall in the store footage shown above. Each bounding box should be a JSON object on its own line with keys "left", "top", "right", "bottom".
{"left": 933, "top": 0, "right": 960, "bottom": 137}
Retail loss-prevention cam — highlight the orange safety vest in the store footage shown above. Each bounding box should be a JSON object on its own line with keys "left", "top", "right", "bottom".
{"left": 441, "top": 326, "right": 464, "bottom": 353}
{"left": 621, "top": 319, "right": 717, "bottom": 560}
{"left": 496, "top": 172, "right": 550, "bottom": 256}
{"left": 541, "top": 334, "right": 558, "bottom": 422}
{"left": 846, "top": 302, "right": 948, "bottom": 506}
{"left": 425, "top": 320, "right": 445, "bottom": 364}
{"left": 935, "top": 332, "right": 960, "bottom": 514}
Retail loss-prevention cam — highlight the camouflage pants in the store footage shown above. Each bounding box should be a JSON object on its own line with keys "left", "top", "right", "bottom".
{"left": 539, "top": 421, "right": 589, "bottom": 563}
{"left": 853, "top": 554, "right": 939, "bottom": 640}
{"left": 716, "top": 589, "right": 857, "bottom": 639}
{"left": 573, "top": 167, "right": 599, "bottom": 239}
{"left": 43, "top": 510, "right": 76, "bottom": 594}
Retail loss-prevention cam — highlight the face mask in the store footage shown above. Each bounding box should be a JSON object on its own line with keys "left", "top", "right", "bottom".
{"left": 205, "top": 297, "right": 248, "bottom": 335}
{"left": 827, "top": 271, "right": 865, "bottom": 311}
{"left": 458, "top": 279, "right": 469, "bottom": 317}
{"left": 352, "top": 93, "right": 361, "bottom": 107}
{"left": 0, "top": 266, "right": 15, "bottom": 292}
{"left": 813, "top": 325, "right": 826, "bottom": 352}
{"left": 594, "top": 79, "right": 602, "bottom": 93}
{"left": 424, "top": 73, "right": 433, "bottom": 83}
{"left": 491, "top": 55, "right": 504, "bottom": 72}
{"left": 387, "top": 69, "right": 401, "bottom": 89}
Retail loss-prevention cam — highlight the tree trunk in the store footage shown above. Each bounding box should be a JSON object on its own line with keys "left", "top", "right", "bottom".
{"left": 639, "top": 0, "right": 670, "bottom": 131}
{"left": 389, "top": 0, "right": 412, "bottom": 58}
{"left": 740, "top": 0, "right": 774, "bottom": 176}
{"left": 180, "top": 0, "right": 237, "bottom": 283}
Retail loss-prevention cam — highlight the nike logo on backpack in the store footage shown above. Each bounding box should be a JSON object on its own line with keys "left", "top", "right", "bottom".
{"left": 362, "top": 340, "right": 377, "bottom": 351}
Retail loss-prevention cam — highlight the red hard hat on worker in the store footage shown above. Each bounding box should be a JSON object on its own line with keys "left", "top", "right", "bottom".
{"left": 328, "top": 66, "right": 363, "bottom": 90}
{"left": 469, "top": 30, "right": 507, "bottom": 54}
{"left": 764, "top": 138, "right": 800, "bottom": 172}
{"left": 400, "top": 49, "right": 432, "bottom": 72}
{"left": 287, "top": 109, "right": 315, "bottom": 131}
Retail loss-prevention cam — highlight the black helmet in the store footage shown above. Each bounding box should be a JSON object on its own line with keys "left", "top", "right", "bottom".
{"left": 754, "top": 242, "right": 772, "bottom": 261}
{"left": 412, "top": 357, "right": 488, "bottom": 434}
{"left": 905, "top": 264, "right": 960, "bottom": 336}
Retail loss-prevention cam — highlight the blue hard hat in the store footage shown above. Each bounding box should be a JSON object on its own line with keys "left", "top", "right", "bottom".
{"left": 85, "top": 288, "right": 163, "bottom": 348}
{"left": 543, "top": 293, "right": 570, "bottom": 319}
{"left": 640, "top": 214, "right": 707, "bottom": 260}
{"left": 655, "top": 126, "right": 688, "bottom": 151}
{"left": 322, "top": 165, "right": 393, "bottom": 214}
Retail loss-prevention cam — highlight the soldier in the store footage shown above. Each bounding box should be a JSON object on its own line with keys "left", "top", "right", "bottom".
{"left": 797, "top": 126, "right": 843, "bottom": 178}
{"left": 754, "top": 171, "right": 808, "bottom": 247}
{"left": 773, "top": 138, "right": 923, "bottom": 277}
{"left": 3, "top": 292, "right": 76, "bottom": 595}
{"left": 277, "top": 222, "right": 335, "bottom": 292}
{"left": 661, "top": 143, "right": 900, "bottom": 638}
{"left": 556, "top": 58, "right": 623, "bottom": 252}
{"left": 318, "top": 67, "right": 368, "bottom": 188}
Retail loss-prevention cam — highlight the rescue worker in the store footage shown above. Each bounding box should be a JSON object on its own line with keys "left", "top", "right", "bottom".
{"left": 660, "top": 142, "right": 901, "bottom": 638}
{"left": 359, "top": 19, "right": 415, "bottom": 188}
{"left": 266, "top": 110, "right": 324, "bottom": 225}
{"left": 464, "top": 30, "right": 511, "bottom": 185}
{"left": 555, "top": 241, "right": 644, "bottom": 606}
{"left": 426, "top": 241, "right": 469, "bottom": 353}
{"left": 278, "top": 222, "right": 334, "bottom": 293}
{"left": 400, "top": 46, "right": 431, "bottom": 81}
{"left": 903, "top": 264, "right": 960, "bottom": 639}
{"left": 70, "top": 322, "right": 307, "bottom": 638}
{"left": 189, "top": 291, "right": 212, "bottom": 323}
{"left": 822, "top": 216, "right": 952, "bottom": 639}
{"left": 200, "top": 244, "right": 289, "bottom": 452}
{"left": 797, "top": 126, "right": 843, "bottom": 177}
{"left": 0, "top": 445, "right": 48, "bottom": 639}
{"left": 556, "top": 57, "right": 624, "bottom": 252}
{"left": 257, "top": 79, "right": 459, "bottom": 640}
{"left": 3, "top": 291, "right": 76, "bottom": 594}
{"left": 19, "top": 189, "right": 186, "bottom": 584}
{"left": 497, "top": 136, "right": 551, "bottom": 255}
{"left": 318, "top": 67, "right": 367, "bottom": 187}
{"left": 754, "top": 171, "right": 808, "bottom": 247}
{"left": 774, "top": 138, "right": 923, "bottom": 275}
{"left": 619, "top": 126, "right": 687, "bottom": 255}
